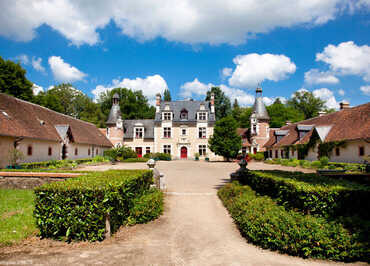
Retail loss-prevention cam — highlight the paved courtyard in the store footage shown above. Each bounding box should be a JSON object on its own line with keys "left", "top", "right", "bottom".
{"left": 0, "top": 161, "right": 359, "bottom": 266}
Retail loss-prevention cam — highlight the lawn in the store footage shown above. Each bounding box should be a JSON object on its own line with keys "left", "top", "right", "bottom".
{"left": 0, "top": 189, "right": 37, "bottom": 246}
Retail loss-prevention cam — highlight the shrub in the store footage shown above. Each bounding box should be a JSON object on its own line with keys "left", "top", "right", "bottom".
{"left": 34, "top": 170, "right": 153, "bottom": 242}
{"left": 311, "top": 161, "right": 321, "bottom": 168}
{"left": 238, "top": 170, "right": 370, "bottom": 219}
{"left": 152, "top": 153, "right": 171, "bottom": 161}
{"left": 280, "top": 159, "right": 289, "bottom": 166}
{"left": 104, "top": 146, "right": 137, "bottom": 161}
{"left": 127, "top": 188, "right": 163, "bottom": 225}
{"left": 319, "top": 156, "right": 329, "bottom": 168}
{"left": 249, "top": 152, "right": 264, "bottom": 161}
{"left": 218, "top": 182, "right": 368, "bottom": 261}
{"left": 123, "top": 158, "right": 149, "bottom": 163}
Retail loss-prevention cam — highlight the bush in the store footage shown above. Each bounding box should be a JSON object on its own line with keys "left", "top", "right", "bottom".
{"left": 152, "top": 153, "right": 171, "bottom": 161}
{"left": 310, "top": 161, "right": 321, "bottom": 168}
{"left": 249, "top": 152, "right": 264, "bottom": 161}
{"left": 123, "top": 158, "right": 149, "bottom": 163}
{"left": 218, "top": 182, "right": 368, "bottom": 261}
{"left": 127, "top": 188, "right": 163, "bottom": 225}
{"left": 238, "top": 170, "right": 370, "bottom": 219}
{"left": 34, "top": 170, "right": 153, "bottom": 242}
{"left": 20, "top": 157, "right": 110, "bottom": 169}
{"left": 319, "top": 156, "right": 329, "bottom": 168}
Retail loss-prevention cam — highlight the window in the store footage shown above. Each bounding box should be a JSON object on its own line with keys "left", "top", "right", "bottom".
{"left": 180, "top": 109, "right": 188, "bottom": 120}
{"left": 335, "top": 147, "right": 340, "bottom": 156}
{"left": 27, "top": 145, "right": 32, "bottom": 156}
{"left": 48, "top": 147, "right": 52, "bottom": 156}
{"left": 199, "top": 145, "right": 207, "bottom": 156}
{"left": 135, "top": 127, "right": 143, "bottom": 138}
{"left": 75, "top": 148, "right": 78, "bottom": 156}
{"left": 199, "top": 127, "right": 206, "bottom": 138}
{"left": 281, "top": 150, "right": 284, "bottom": 158}
{"left": 269, "top": 150, "right": 272, "bottom": 158}
{"left": 88, "top": 148, "right": 91, "bottom": 156}
{"left": 163, "top": 112, "right": 172, "bottom": 120}
{"left": 198, "top": 112, "right": 207, "bottom": 120}
{"left": 146, "top": 147, "right": 151, "bottom": 154}
{"left": 163, "top": 145, "right": 171, "bottom": 154}
{"left": 291, "top": 149, "right": 295, "bottom": 156}
{"left": 252, "top": 124, "right": 257, "bottom": 133}
{"left": 96, "top": 148, "right": 98, "bottom": 155}
{"left": 181, "top": 128, "right": 187, "bottom": 136}
{"left": 106, "top": 128, "right": 110, "bottom": 137}
{"left": 359, "top": 146, "right": 365, "bottom": 156}
{"left": 275, "top": 150, "right": 278, "bottom": 158}
{"left": 163, "top": 127, "right": 171, "bottom": 138}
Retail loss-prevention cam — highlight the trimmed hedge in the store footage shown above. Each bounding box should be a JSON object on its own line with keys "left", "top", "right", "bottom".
{"left": 218, "top": 182, "right": 368, "bottom": 261}
{"left": 238, "top": 170, "right": 370, "bottom": 219}
{"left": 122, "top": 158, "right": 149, "bottom": 163}
{"left": 34, "top": 170, "right": 153, "bottom": 242}
{"left": 144, "top": 153, "right": 171, "bottom": 161}
{"left": 20, "top": 156, "right": 109, "bottom": 169}
{"left": 249, "top": 152, "right": 264, "bottom": 161}
{"left": 127, "top": 188, "right": 164, "bottom": 225}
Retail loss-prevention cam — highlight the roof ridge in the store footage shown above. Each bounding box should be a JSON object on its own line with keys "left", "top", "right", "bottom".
{"left": 0, "top": 93, "right": 96, "bottom": 127}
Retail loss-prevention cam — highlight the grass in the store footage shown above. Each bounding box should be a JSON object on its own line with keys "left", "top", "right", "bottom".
{"left": 0, "top": 189, "right": 37, "bottom": 246}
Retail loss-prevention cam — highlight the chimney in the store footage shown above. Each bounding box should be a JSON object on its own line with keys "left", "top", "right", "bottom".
{"left": 210, "top": 93, "right": 215, "bottom": 113}
{"left": 156, "top": 93, "right": 161, "bottom": 113}
{"left": 318, "top": 111, "right": 326, "bottom": 117}
{"left": 339, "top": 101, "right": 350, "bottom": 110}
{"left": 285, "top": 120, "right": 292, "bottom": 126}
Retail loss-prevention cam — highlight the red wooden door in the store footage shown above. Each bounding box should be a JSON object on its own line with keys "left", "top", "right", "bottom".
{"left": 181, "top": 147, "right": 187, "bottom": 159}
{"left": 136, "top": 147, "right": 142, "bottom": 158}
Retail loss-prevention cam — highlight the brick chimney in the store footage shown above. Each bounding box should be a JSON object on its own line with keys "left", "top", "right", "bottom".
{"left": 156, "top": 93, "right": 161, "bottom": 113}
{"left": 210, "top": 93, "right": 215, "bottom": 113}
{"left": 339, "top": 101, "right": 350, "bottom": 110}
{"left": 285, "top": 120, "right": 292, "bottom": 126}
{"left": 318, "top": 111, "right": 326, "bottom": 117}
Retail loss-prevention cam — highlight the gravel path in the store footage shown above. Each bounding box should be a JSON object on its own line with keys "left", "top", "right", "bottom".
{"left": 0, "top": 161, "right": 362, "bottom": 265}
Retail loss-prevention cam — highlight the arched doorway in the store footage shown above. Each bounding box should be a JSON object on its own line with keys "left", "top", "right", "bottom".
{"left": 180, "top": 147, "right": 187, "bottom": 159}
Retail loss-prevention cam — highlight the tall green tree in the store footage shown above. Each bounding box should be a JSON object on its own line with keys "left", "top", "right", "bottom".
{"left": 205, "top": 87, "right": 231, "bottom": 120}
{"left": 0, "top": 56, "right": 33, "bottom": 101}
{"left": 287, "top": 91, "right": 325, "bottom": 119}
{"left": 163, "top": 89, "right": 172, "bottom": 101}
{"left": 231, "top": 99, "right": 241, "bottom": 122}
{"left": 98, "top": 88, "right": 156, "bottom": 121}
{"left": 267, "top": 98, "right": 304, "bottom": 128}
{"left": 239, "top": 107, "right": 253, "bottom": 128}
{"left": 208, "top": 116, "right": 242, "bottom": 161}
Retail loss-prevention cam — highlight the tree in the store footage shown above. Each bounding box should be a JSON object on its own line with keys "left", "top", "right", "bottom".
{"left": 163, "top": 89, "right": 172, "bottom": 101}
{"left": 267, "top": 98, "right": 304, "bottom": 128}
{"left": 0, "top": 56, "right": 33, "bottom": 101}
{"left": 239, "top": 107, "right": 253, "bottom": 128}
{"left": 287, "top": 91, "right": 325, "bottom": 119}
{"left": 231, "top": 99, "right": 241, "bottom": 122}
{"left": 98, "top": 88, "right": 156, "bottom": 121}
{"left": 208, "top": 116, "right": 242, "bottom": 161}
{"left": 205, "top": 87, "right": 231, "bottom": 120}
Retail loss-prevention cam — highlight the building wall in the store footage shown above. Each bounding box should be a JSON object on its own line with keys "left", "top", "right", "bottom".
{"left": 0, "top": 136, "right": 16, "bottom": 168}
{"left": 106, "top": 126, "right": 123, "bottom": 147}
{"left": 17, "top": 138, "right": 62, "bottom": 163}
{"left": 322, "top": 140, "right": 369, "bottom": 163}
{"left": 251, "top": 121, "right": 270, "bottom": 152}
{"left": 122, "top": 138, "right": 155, "bottom": 156}
{"left": 66, "top": 143, "right": 108, "bottom": 160}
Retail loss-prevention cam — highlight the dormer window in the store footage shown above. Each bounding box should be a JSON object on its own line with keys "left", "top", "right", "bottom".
{"left": 163, "top": 112, "right": 172, "bottom": 121}
{"left": 200, "top": 104, "right": 205, "bottom": 110}
{"left": 198, "top": 112, "right": 207, "bottom": 121}
{"left": 165, "top": 104, "right": 170, "bottom": 111}
{"left": 180, "top": 109, "right": 188, "bottom": 120}
{"left": 135, "top": 127, "right": 143, "bottom": 138}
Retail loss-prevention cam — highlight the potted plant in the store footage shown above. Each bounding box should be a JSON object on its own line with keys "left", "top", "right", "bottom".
{"left": 7, "top": 148, "right": 24, "bottom": 169}
{"left": 194, "top": 152, "right": 200, "bottom": 161}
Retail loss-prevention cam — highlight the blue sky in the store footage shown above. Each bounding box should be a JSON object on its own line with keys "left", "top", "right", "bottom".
{"left": 0, "top": 1, "right": 369, "bottom": 108}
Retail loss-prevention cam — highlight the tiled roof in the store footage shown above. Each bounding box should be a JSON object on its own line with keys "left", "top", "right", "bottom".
{"left": 0, "top": 93, "right": 112, "bottom": 147}
{"left": 264, "top": 102, "right": 370, "bottom": 148}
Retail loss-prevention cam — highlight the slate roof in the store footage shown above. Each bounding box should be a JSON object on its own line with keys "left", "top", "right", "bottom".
{"left": 264, "top": 102, "right": 370, "bottom": 148}
{"left": 123, "top": 119, "right": 155, "bottom": 139}
{"left": 155, "top": 100, "right": 216, "bottom": 122}
{"left": 0, "top": 93, "right": 112, "bottom": 147}
{"left": 106, "top": 104, "right": 122, "bottom": 125}
{"left": 252, "top": 97, "right": 270, "bottom": 120}
{"left": 237, "top": 128, "right": 251, "bottom": 146}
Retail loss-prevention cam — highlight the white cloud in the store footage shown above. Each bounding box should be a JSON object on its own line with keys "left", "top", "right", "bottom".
{"left": 92, "top": 74, "right": 168, "bottom": 104}
{"left": 304, "top": 69, "right": 339, "bottom": 84}
{"left": 316, "top": 41, "right": 370, "bottom": 81}
{"left": 31, "top": 57, "right": 45, "bottom": 73}
{"left": 263, "top": 96, "right": 287, "bottom": 106}
{"left": 48, "top": 56, "right": 87, "bottom": 82}
{"left": 360, "top": 85, "right": 370, "bottom": 96}
{"left": 228, "top": 53, "right": 296, "bottom": 88}
{"left": 180, "top": 78, "right": 255, "bottom": 106}
{"left": 0, "top": 1, "right": 362, "bottom": 46}
{"left": 338, "top": 89, "right": 345, "bottom": 96}
{"left": 312, "top": 88, "right": 339, "bottom": 109}
{"left": 221, "top": 67, "right": 233, "bottom": 78}
{"left": 15, "top": 54, "right": 29, "bottom": 65}
{"left": 32, "top": 84, "right": 44, "bottom": 95}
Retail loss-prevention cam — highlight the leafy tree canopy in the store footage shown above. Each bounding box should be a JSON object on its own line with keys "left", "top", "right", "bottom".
{"left": 205, "top": 87, "right": 231, "bottom": 120}
{"left": 163, "top": 88, "right": 171, "bottom": 101}
{"left": 287, "top": 90, "right": 325, "bottom": 119}
{"left": 0, "top": 56, "right": 33, "bottom": 101}
{"left": 208, "top": 116, "right": 242, "bottom": 161}
{"left": 267, "top": 99, "right": 305, "bottom": 128}
{"left": 98, "top": 88, "right": 155, "bottom": 121}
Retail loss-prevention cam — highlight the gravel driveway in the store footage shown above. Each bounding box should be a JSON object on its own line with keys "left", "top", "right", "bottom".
{"left": 0, "top": 161, "right": 361, "bottom": 265}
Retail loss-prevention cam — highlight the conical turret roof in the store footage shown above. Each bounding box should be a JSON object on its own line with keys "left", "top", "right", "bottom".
{"left": 252, "top": 87, "right": 270, "bottom": 120}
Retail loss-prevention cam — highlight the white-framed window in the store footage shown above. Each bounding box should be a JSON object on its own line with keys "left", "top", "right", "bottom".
{"left": 199, "top": 127, "right": 206, "bottom": 138}
{"left": 252, "top": 124, "right": 257, "bottom": 134}
{"left": 163, "top": 127, "right": 171, "bottom": 138}
{"left": 163, "top": 112, "right": 172, "bottom": 121}
{"left": 181, "top": 128, "right": 187, "bottom": 136}
{"left": 146, "top": 147, "right": 151, "bottom": 154}
{"left": 135, "top": 127, "right": 143, "bottom": 138}
{"left": 199, "top": 145, "right": 207, "bottom": 156}
{"left": 180, "top": 109, "right": 188, "bottom": 120}
{"left": 163, "top": 145, "right": 171, "bottom": 154}
{"left": 198, "top": 112, "right": 207, "bottom": 120}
